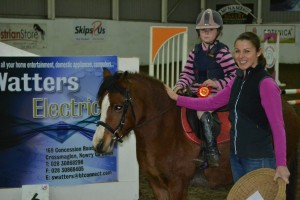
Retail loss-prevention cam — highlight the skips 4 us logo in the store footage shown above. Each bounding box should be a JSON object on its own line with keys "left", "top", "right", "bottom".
{"left": 74, "top": 20, "right": 106, "bottom": 41}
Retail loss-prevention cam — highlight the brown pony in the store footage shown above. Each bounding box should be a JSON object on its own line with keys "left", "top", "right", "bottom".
{"left": 92, "top": 70, "right": 300, "bottom": 200}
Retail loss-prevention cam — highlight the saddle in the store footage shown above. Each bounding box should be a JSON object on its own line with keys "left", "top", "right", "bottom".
{"left": 181, "top": 108, "right": 231, "bottom": 145}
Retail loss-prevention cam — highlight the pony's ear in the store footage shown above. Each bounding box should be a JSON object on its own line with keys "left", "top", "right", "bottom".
{"left": 103, "top": 68, "right": 112, "bottom": 78}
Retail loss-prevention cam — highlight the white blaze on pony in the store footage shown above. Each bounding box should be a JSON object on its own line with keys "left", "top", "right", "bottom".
{"left": 92, "top": 94, "right": 115, "bottom": 153}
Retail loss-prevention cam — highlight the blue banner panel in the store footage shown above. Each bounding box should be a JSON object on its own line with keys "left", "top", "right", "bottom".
{"left": 0, "top": 56, "right": 118, "bottom": 188}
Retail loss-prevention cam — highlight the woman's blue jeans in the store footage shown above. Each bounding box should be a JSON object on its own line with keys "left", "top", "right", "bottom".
{"left": 230, "top": 153, "right": 275, "bottom": 183}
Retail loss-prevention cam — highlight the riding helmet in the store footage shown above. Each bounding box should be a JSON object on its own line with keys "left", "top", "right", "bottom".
{"left": 195, "top": 9, "right": 223, "bottom": 30}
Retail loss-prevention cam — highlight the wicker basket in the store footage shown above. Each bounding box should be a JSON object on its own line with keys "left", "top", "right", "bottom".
{"left": 227, "top": 168, "right": 286, "bottom": 200}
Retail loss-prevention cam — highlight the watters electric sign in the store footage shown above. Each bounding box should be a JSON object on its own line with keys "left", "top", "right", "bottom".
{"left": 74, "top": 20, "right": 106, "bottom": 41}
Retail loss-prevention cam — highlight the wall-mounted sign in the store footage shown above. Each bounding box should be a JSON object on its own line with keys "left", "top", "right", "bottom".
{"left": 246, "top": 25, "right": 296, "bottom": 43}
{"left": 74, "top": 20, "right": 106, "bottom": 41}
{"left": 217, "top": 4, "right": 254, "bottom": 24}
{"left": 0, "top": 23, "right": 47, "bottom": 49}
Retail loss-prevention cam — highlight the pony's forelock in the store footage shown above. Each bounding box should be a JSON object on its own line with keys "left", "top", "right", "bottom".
{"left": 97, "top": 71, "right": 129, "bottom": 101}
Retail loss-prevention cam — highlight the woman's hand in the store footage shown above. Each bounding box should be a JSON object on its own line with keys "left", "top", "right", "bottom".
{"left": 165, "top": 85, "right": 179, "bottom": 101}
{"left": 274, "top": 166, "right": 290, "bottom": 184}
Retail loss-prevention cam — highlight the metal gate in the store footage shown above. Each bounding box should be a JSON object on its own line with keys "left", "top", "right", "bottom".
{"left": 149, "top": 26, "right": 188, "bottom": 87}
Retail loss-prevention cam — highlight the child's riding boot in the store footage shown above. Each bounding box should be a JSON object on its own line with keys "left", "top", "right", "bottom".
{"left": 200, "top": 111, "right": 220, "bottom": 167}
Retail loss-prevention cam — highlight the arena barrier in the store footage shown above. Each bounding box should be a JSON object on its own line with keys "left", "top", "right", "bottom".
{"left": 281, "top": 89, "right": 300, "bottom": 105}
{"left": 287, "top": 100, "right": 300, "bottom": 105}
{"left": 281, "top": 89, "right": 300, "bottom": 95}
{"left": 149, "top": 26, "right": 188, "bottom": 87}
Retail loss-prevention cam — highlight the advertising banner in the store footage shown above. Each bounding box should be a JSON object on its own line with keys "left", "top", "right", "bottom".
{"left": 0, "top": 23, "right": 47, "bottom": 49}
{"left": 0, "top": 56, "right": 118, "bottom": 188}
{"left": 245, "top": 25, "right": 296, "bottom": 43}
{"left": 73, "top": 20, "right": 106, "bottom": 41}
{"left": 217, "top": 4, "right": 254, "bottom": 24}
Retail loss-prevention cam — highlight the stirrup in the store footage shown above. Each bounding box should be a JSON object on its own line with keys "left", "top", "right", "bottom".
{"left": 192, "top": 158, "right": 207, "bottom": 168}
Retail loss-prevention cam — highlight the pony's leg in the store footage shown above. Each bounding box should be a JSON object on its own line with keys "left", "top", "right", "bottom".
{"left": 204, "top": 143, "right": 233, "bottom": 187}
{"left": 168, "top": 180, "right": 189, "bottom": 200}
{"left": 148, "top": 179, "right": 189, "bottom": 200}
{"left": 147, "top": 178, "right": 169, "bottom": 200}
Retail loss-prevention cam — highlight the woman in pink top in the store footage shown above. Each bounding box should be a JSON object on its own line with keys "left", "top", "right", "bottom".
{"left": 166, "top": 32, "right": 290, "bottom": 184}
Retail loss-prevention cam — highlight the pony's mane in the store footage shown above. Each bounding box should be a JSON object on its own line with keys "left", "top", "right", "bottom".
{"left": 131, "top": 72, "right": 164, "bottom": 86}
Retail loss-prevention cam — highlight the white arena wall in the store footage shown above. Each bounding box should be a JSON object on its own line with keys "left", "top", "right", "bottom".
{"left": 0, "top": 18, "right": 300, "bottom": 64}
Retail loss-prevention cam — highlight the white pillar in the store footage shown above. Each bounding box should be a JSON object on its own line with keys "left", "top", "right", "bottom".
{"left": 162, "top": 0, "right": 168, "bottom": 23}
{"left": 112, "top": 0, "right": 119, "bottom": 20}
{"left": 47, "top": 0, "right": 55, "bottom": 20}
{"left": 257, "top": 0, "right": 262, "bottom": 24}
{"left": 201, "top": 0, "right": 205, "bottom": 10}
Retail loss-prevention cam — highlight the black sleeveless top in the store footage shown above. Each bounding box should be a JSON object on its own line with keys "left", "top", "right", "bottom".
{"left": 227, "top": 65, "right": 274, "bottom": 158}
{"left": 193, "top": 41, "right": 228, "bottom": 84}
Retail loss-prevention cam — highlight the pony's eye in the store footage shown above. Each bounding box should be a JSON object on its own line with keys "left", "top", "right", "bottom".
{"left": 113, "top": 105, "right": 123, "bottom": 112}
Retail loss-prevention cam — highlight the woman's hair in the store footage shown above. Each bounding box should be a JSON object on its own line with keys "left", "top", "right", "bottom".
{"left": 234, "top": 32, "right": 266, "bottom": 66}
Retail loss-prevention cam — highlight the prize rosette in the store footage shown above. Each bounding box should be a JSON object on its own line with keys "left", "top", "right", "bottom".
{"left": 197, "top": 86, "right": 210, "bottom": 98}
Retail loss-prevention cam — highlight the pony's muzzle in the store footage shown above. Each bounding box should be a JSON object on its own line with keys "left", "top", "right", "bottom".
{"left": 94, "top": 138, "right": 115, "bottom": 154}
{"left": 94, "top": 139, "right": 104, "bottom": 154}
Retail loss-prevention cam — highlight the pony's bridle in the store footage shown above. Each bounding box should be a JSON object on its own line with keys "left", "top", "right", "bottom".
{"left": 96, "top": 90, "right": 135, "bottom": 143}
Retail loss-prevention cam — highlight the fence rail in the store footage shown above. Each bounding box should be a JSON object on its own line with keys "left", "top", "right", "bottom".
{"left": 281, "top": 89, "right": 300, "bottom": 105}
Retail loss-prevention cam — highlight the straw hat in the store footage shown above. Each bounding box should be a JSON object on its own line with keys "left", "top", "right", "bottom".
{"left": 227, "top": 168, "right": 286, "bottom": 200}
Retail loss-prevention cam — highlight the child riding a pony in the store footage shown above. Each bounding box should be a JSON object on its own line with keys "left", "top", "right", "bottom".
{"left": 173, "top": 9, "right": 237, "bottom": 167}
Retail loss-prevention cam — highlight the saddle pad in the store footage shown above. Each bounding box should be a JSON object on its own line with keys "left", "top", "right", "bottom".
{"left": 181, "top": 107, "right": 231, "bottom": 145}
